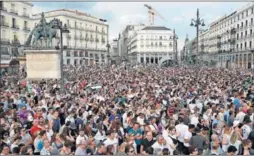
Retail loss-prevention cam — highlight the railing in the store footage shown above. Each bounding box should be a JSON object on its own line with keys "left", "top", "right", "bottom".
{"left": 23, "top": 27, "right": 30, "bottom": 31}
{"left": 67, "top": 34, "right": 71, "bottom": 39}
{"left": 80, "top": 36, "right": 85, "bottom": 40}
{"left": 0, "top": 7, "right": 7, "bottom": 11}
{"left": 74, "top": 35, "right": 79, "bottom": 40}
{"left": 22, "top": 13, "right": 29, "bottom": 18}
{"left": 12, "top": 40, "right": 20, "bottom": 45}
{"left": 11, "top": 25, "right": 20, "bottom": 29}
{"left": 0, "top": 38, "right": 10, "bottom": 45}
{"left": 0, "top": 21, "right": 9, "bottom": 27}
{"left": 10, "top": 9, "right": 18, "bottom": 15}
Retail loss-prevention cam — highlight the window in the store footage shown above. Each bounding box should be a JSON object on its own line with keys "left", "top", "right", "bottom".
{"left": 24, "top": 21, "right": 27, "bottom": 28}
{"left": 241, "top": 22, "right": 243, "bottom": 27}
{"left": 75, "top": 21, "right": 77, "bottom": 27}
{"left": 80, "top": 60, "right": 83, "bottom": 65}
{"left": 237, "top": 44, "right": 239, "bottom": 49}
{"left": 245, "top": 42, "right": 247, "bottom": 49}
{"left": 238, "top": 15, "right": 240, "bottom": 20}
{"left": 252, "top": 8, "right": 254, "bottom": 14}
{"left": 66, "top": 51, "right": 70, "bottom": 57}
{"left": 67, "top": 59, "right": 70, "bottom": 65}
{"left": 241, "top": 43, "right": 243, "bottom": 49}
{"left": 245, "top": 31, "right": 248, "bottom": 36}
{"left": 160, "top": 36, "right": 162, "bottom": 40}
{"left": 151, "top": 42, "right": 153, "bottom": 47}
{"left": 246, "top": 20, "right": 248, "bottom": 26}
{"left": 237, "top": 34, "right": 239, "bottom": 39}
{"left": 159, "top": 42, "right": 162, "bottom": 46}
{"left": 250, "top": 41, "right": 252, "bottom": 48}
{"left": 0, "top": 1, "right": 3, "bottom": 9}
{"left": 74, "top": 59, "right": 78, "bottom": 66}
{"left": 12, "top": 18, "right": 16, "bottom": 27}
{"left": 67, "top": 20, "right": 70, "bottom": 26}
{"left": 251, "top": 18, "right": 253, "bottom": 25}
{"left": 74, "top": 51, "right": 78, "bottom": 57}
{"left": 23, "top": 8, "right": 27, "bottom": 15}
{"left": 251, "top": 29, "right": 253, "bottom": 36}
{"left": 241, "top": 32, "right": 243, "bottom": 37}
{"left": 80, "top": 51, "right": 84, "bottom": 57}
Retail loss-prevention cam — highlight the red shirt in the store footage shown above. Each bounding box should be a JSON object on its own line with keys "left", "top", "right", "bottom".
{"left": 30, "top": 125, "right": 42, "bottom": 137}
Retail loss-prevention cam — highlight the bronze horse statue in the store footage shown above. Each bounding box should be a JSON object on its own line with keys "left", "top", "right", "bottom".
{"left": 25, "top": 19, "right": 59, "bottom": 48}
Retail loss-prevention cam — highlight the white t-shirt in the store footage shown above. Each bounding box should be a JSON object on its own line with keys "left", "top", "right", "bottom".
{"left": 76, "top": 135, "right": 86, "bottom": 145}
{"left": 162, "top": 130, "right": 176, "bottom": 155}
{"left": 183, "top": 130, "right": 192, "bottom": 147}
{"left": 235, "top": 112, "right": 246, "bottom": 123}
{"left": 242, "top": 124, "right": 252, "bottom": 139}
{"left": 175, "top": 123, "right": 188, "bottom": 143}
{"left": 104, "top": 137, "right": 118, "bottom": 154}
{"left": 190, "top": 116, "right": 199, "bottom": 127}
{"left": 152, "top": 141, "right": 168, "bottom": 154}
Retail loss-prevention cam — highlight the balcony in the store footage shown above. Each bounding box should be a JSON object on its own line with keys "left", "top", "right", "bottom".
{"left": 22, "top": 13, "right": 29, "bottom": 18}
{"left": 0, "top": 38, "right": 10, "bottom": 45}
{"left": 74, "top": 35, "right": 79, "bottom": 40}
{"left": 67, "top": 34, "right": 71, "bottom": 39}
{"left": 23, "top": 27, "right": 30, "bottom": 31}
{"left": 0, "top": 7, "right": 7, "bottom": 12}
{"left": 0, "top": 21, "right": 9, "bottom": 27}
{"left": 10, "top": 9, "right": 18, "bottom": 15}
{"left": 11, "top": 39, "right": 20, "bottom": 46}
{"left": 11, "top": 24, "right": 20, "bottom": 30}
{"left": 80, "top": 36, "right": 85, "bottom": 40}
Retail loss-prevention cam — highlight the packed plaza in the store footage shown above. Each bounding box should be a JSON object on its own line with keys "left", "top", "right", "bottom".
{"left": 1, "top": 1, "right": 254, "bottom": 156}
{"left": 0, "top": 64, "right": 254, "bottom": 155}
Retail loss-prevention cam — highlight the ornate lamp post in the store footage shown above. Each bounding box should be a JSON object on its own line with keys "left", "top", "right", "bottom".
{"left": 106, "top": 43, "right": 111, "bottom": 65}
{"left": 52, "top": 19, "right": 70, "bottom": 94}
{"left": 190, "top": 9, "right": 205, "bottom": 64}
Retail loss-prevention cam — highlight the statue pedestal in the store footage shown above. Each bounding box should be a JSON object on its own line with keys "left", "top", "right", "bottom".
{"left": 24, "top": 50, "right": 61, "bottom": 80}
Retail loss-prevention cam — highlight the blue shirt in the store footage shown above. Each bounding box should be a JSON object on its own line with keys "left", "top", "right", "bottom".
{"left": 234, "top": 98, "right": 242, "bottom": 110}
{"left": 128, "top": 128, "right": 142, "bottom": 145}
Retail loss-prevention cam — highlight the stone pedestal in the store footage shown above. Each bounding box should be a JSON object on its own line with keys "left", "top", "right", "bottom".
{"left": 25, "top": 50, "right": 61, "bottom": 80}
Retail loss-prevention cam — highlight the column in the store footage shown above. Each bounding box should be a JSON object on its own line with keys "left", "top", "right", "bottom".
{"left": 137, "top": 53, "right": 140, "bottom": 64}
{"left": 144, "top": 54, "right": 146, "bottom": 64}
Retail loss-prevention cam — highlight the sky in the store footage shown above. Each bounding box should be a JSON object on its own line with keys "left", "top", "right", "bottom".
{"left": 32, "top": 2, "right": 250, "bottom": 50}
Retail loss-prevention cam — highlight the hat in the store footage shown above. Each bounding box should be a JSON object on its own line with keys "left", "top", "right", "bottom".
{"left": 233, "top": 120, "right": 240, "bottom": 127}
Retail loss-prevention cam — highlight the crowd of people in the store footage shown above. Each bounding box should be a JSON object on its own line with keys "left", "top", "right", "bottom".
{"left": 0, "top": 64, "right": 254, "bottom": 155}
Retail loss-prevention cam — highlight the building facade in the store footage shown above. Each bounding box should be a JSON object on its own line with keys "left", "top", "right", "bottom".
{"left": 127, "top": 26, "right": 175, "bottom": 64}
{"left": 0, "top": 1, "right": 33, "bottom": 64}
{"left": 32, "top": 9, "right": 109, "bottom": 66}
{"left": 118, "top": 24, "right": 145, "bottom": 61}
{"left": 186, "top": 2, "right": 254, "bottom": 69}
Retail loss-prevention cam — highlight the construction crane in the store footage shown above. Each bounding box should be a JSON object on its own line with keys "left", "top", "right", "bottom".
{"left": 144, "top": 4, "right": 167, "bottom": 26}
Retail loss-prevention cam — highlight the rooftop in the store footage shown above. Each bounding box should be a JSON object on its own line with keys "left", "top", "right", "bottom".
{"left": 142, "top": 26, "right": 171, "bottom": 31}
{"left": 33, "top": 9, "right": 106, "bottom": 21}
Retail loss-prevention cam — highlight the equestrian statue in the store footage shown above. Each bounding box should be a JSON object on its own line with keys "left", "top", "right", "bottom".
{"left": 25, "top": 12, "right": 60, "bottom": 48}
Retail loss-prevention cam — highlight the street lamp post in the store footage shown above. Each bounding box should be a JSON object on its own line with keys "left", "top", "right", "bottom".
{"left": 190, "top": 9, "right": 205, "bottom": 65}
{"left": 53, "top": 19, "right": 70, "bottom": 94}
{"left": 106, "top": 43, "right": 111, "bottom": 65}
{"left": 173, "top": 29, "right": 178, "bottom": 65}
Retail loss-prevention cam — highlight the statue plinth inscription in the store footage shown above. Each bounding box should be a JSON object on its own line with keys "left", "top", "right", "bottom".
{"left": 25, "top": 50, "right": 61, "bottom": 80}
